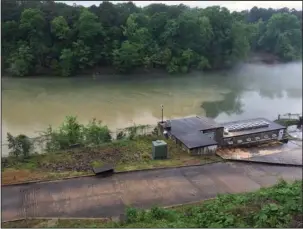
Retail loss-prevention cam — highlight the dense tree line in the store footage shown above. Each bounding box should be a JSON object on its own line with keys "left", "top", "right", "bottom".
{"left": 1, "top": 1, "right": 302, "bottom": 77}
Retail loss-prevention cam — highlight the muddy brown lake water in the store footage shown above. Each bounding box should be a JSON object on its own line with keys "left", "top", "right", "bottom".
{"left": 2, "top": 62, "right": 302, "bottom": 156}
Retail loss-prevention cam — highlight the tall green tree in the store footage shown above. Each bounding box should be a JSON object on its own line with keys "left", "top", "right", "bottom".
{"left": 8, "top": 42, "right": 34, "bottom": 77}
{"left": 259, "top": 13, "right": 302, "bottom": 61}
{"left": 51, "top": 16, "right": 70, "bottom": 40}
{"left": 19, "top": 8, "right": 48, "bottom": 72}
{"left": 1, "top": 1, "right": 302, "bottom": 77}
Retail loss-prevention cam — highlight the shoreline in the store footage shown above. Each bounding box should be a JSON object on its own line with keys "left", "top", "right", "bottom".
{"left": 2, "top": 53, "right": 296, "bottom": 79}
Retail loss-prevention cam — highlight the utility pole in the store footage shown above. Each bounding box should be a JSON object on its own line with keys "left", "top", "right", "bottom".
{"left": 161, "top": 104, "right": 164, "bottom": 123}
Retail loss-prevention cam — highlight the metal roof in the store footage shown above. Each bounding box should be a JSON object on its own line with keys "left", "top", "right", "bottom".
{"left": 221, "top": 118, "right": 286, "bottom": 138}
{"left": 174, "top": 132, "right": 218, "bottom": 149}
{"left": 167, "top": 116, "right": 221, "bottom": 149}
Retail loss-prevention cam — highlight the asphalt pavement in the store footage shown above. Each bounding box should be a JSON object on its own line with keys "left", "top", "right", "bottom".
{"left": 2, "top": 162, "right": 302, "bottom": 222}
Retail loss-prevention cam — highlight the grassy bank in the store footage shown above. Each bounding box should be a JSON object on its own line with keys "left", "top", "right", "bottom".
{"left": 2, "top": 180, "right": 302, "bottom": 228}
{"left": 2, "top": 116, "right": 222, "bottom": 185}
{"left": 2, "top": 135, "right": 222, "bottom": 185}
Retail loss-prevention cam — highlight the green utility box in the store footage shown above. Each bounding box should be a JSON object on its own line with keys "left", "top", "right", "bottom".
{"left": 152, "top": 140, "right": 168, "bottom": 160}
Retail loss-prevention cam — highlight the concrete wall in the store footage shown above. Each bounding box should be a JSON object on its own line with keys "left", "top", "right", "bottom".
{"left": 201, "top": 127, "right": 224, "bottom": 145}
{"left": 189, "top": 145, "right": 218, "bottom": 156}
{"left": 157, "top": 122, "right": 165, "bottom": 136}
{"left": 166, "top": 133, "right": 218, "bottom": 156}
{"left": 222, "top": 129, "right": 286, "bottom": 147}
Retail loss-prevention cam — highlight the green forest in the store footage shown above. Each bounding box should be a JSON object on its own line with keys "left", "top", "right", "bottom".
{"left": 2, "top": 1, "right": 302, "bottom": 77}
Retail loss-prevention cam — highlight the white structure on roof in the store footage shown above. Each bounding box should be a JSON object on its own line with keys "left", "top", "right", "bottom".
{"left": 225, "top": 119, "right": 269, "bottom": 132}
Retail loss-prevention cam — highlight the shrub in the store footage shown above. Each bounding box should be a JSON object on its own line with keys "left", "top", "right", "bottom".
{"left": 116, "top": 131, "right": 126, "bottom": 140}
{"left": 150, "top": 206, "right": 171, "bottom": 220}
{"left": 42, "top": 116, "right": 84, "bottom": 151}
{"left": 83, "top": 118, "right": 111, "bottom": 146}
{"left": 122, "top": 124, "right": 152, "bottom": 140}
{"left": 142, "top": 152, "right": 151, "bottom": 160}
{"left": 43, "top": 116, "right": 113, "bottom": 151}
{"left": 43, "top": 125, "right": 63, "bottom": 152}
{"left": 127, "top": 126, "right": 137, "bottom": 140}
{"left": 7, "top": 133, "right": 33, "bottom": 158}
{"left": 254, "top": 203, "right": 292, "bottom": 228}
{"left": 59, "top": 116, "right": 84, "bottom": 146}
{"left": 152, "top": 127, "right": 158, "bottom": 135}
{"left": 126, "top": 207, "right": 138, "bottom": 223}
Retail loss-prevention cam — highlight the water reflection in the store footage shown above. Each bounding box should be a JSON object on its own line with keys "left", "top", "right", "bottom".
{"left": 2, "top": 62, "right": 302, "bottom": 157}
{"left": 258, "top": 89, "right": 284, "bottom": 99}
{"left": 201, "top": 62, "right": 302, "bottom": 121}
{"left": 201, "top": 91, "right": 244, "bottom": 118}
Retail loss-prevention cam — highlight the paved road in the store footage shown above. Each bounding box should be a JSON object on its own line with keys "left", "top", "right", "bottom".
{"left": 2, "top": 162, "right": 302, "bottom": 222}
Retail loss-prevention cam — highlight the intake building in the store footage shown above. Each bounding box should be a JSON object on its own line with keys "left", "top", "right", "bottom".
{"left": 158, "top": 116, "right": 287, "bottom": 155}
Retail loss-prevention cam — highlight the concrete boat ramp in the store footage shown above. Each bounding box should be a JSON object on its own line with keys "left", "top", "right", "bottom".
{"left": 288, "top": 126, "right": 303, "bottom": 140}
{"left": 2, "top": 162, "right": 302, "bottom": 222}
{"left": 217, "top": 139, "right": 302, "bottom": 166}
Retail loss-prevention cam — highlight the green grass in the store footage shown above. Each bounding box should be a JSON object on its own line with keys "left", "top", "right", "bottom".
{"left": 91, "top": 160, "right": 104, "bottom": 168}
{"left": 111, "top": 180, "right": 302, "bottom": 228}
{"left": 2, "top": 180, "right": 302, "bottom": 228}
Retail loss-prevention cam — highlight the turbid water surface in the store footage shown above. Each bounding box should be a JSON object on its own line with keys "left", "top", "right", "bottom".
{"left": 2, "top": 62, "right": 302, "bottom": 156}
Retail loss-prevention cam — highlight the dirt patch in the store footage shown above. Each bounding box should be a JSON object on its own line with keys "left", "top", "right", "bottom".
{"left": 38, "top": 149, "right": 123, "bottom": 172}
{"left": 217, "top": 148, "right": 252, "bottom": 159}
{"left": 1, "top": 168, "right": 90, "bottom": 185}
{"left": 182, "top": 159, "right": 201, "bottom": 165}
{"left": 32, "top": 137, "right": 205, "bottom": 173}
{"left": 216, "top": 142, "right": 287, "bottom": 160}
{"left": 37, "top": 141, "right": 150, "bottom": 172}
{"left": 2, "top": 219, "right": 45, "bottom": 228}
{"left": 290, "top": 214, "right": 303, "bottom": 228}
{"left": 1, "top": 169, "right": 48, "bottom": 184}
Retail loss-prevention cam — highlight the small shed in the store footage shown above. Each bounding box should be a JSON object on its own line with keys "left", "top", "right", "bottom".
{"left": 175, "top": 132, "right": 218, "bottom": 155}
{"left": 159, "top": 116, "right": 221, "bottom": 155}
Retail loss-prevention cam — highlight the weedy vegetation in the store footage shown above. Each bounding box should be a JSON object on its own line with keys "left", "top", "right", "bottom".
{"left": 2, "top": 115, "right": 221, "bottom": 184}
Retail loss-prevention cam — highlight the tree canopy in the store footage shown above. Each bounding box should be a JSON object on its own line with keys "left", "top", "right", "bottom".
{"left": 1, "top": 0, "right": 302, "bottom": 77}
